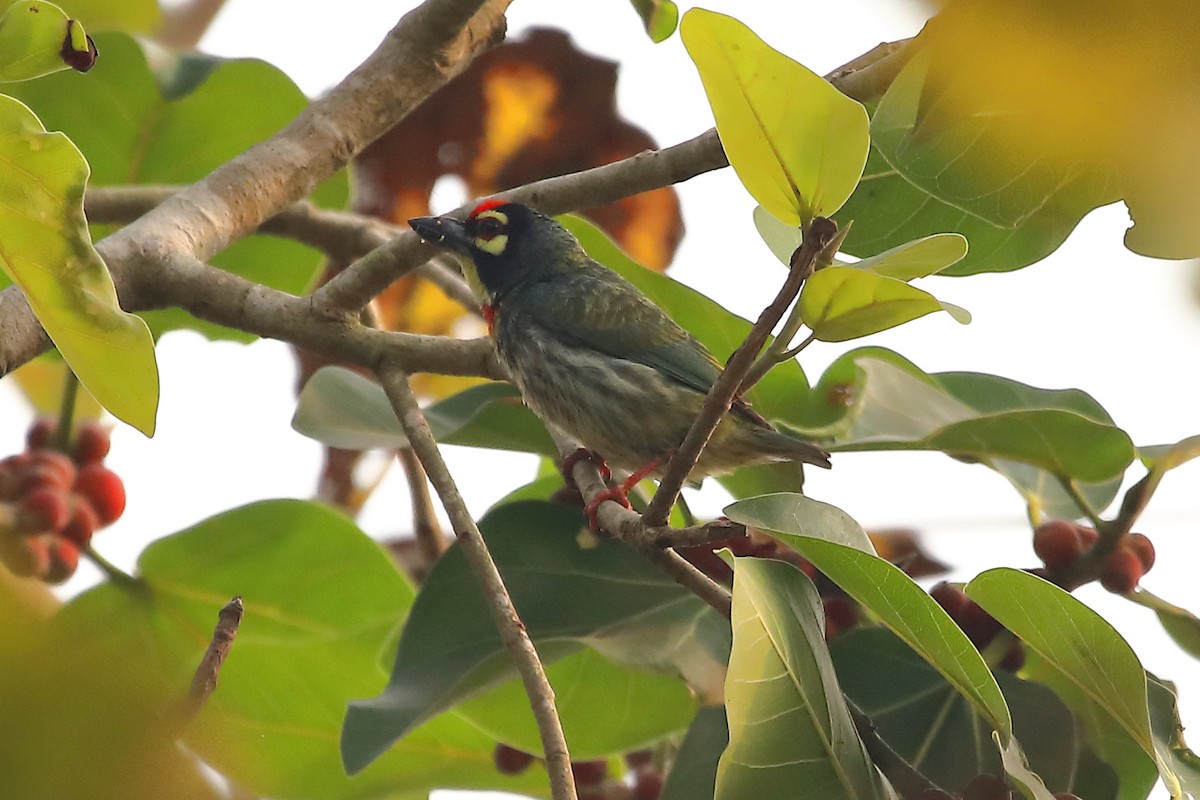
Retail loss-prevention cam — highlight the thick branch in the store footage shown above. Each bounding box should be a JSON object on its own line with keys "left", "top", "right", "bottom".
{"left": 376, "top": 362, "right": 576, "bottom": 800}
{"left": 84, "top": 186, "right": 478, "bottom": 310}
{"left": 641, "top": 218, "right": 837, "bottom": 528}
{"left": 1, "top": 0, "right": 508, "bottom": 376}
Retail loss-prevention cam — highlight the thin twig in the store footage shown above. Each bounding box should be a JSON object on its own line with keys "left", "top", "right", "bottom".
{"left": 641, "top": 218, "right": 838, "bottom": 528}
{"left": 396, "top": 445, "right": 450, "bottom": 574}
{"left": 847, "top": 698, "right": 944, "bottom": 799}
{"left": 178, "top": 596, "right": 244, "bottom": 723}
{"left": 550, "top": 431, "right": 735, "bottom": 618}
{"left": 375, "top": 362, "right": 577, "bottom": 800}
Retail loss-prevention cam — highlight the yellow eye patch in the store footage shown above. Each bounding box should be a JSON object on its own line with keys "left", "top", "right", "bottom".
{"left": 472, "top": 208, "right": 509, "bottom": 255}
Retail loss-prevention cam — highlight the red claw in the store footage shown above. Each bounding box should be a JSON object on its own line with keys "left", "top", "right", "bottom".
{"left": 560, "top": 448, "right": 612, "bottom": 485}
{"left": 582, "top": 457, "right": 664, "bottom": 534}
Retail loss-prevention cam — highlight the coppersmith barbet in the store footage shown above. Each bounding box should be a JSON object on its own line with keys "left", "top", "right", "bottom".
{"left": 409, "top": 200, "right": 830, "bottom": 521}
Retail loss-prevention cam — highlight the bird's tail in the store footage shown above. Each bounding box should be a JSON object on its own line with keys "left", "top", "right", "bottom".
{"left": 750, "top": 427, "right": 832, "bottom": 470}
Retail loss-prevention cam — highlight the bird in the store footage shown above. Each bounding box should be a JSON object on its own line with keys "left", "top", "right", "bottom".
{"left": 409, "top": 199, "right": 830, "bottom": 527}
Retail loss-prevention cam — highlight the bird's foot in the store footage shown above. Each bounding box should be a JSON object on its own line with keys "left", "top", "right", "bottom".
{"left": 560, "top": 448, "right": 612, "bottom": 487}
{"left": 582, "top": 457, "right": 664, "bottom": 533}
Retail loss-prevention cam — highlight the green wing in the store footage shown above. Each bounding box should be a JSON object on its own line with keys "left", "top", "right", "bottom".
{"left": 520, "top": 265, "right": 723, "bottom": 396}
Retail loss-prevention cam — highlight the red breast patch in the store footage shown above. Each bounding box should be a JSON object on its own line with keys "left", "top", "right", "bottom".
{"left": 482, "top": 303, "right": 497, "bottom": 336}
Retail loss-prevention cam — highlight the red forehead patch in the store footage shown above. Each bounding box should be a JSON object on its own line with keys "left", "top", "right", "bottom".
{"left": 469, "top": 197, "right": 507, "bottom": 218}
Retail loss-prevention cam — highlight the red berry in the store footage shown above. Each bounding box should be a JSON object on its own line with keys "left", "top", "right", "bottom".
{"left": 960, "top": 600, "right": 1003, "bottom": 649}
{"left": 44, "top": 539, "right": 80, "bottom": 584}
{"left": 570, "top": 759, "right": 608, "bottom": 786}
{"left": 823, "top": 595, "right": 859, "bottom": 632}
{"left": 26, "top": 418, "right": 57, "bottom": 451}
{"left": 963, "top": 773, "right": 1011, "bottom": 800}
{"left": 1100, "top": 550, "right": 1144, "bottom": 595}
{"left": 624, "top": 750, "right": 653, "bottom": 770}
{"left": 930, "top": 581, "right": 969, "bottom": 618}
{"left": 1124, "top": 533, "right": 1155, "bottom": 572}
{"left": 18, "top": 487, "right": 69, "bottom": 533}
{"left": 1075, "top": 524, "right": 1099, "bottom": 546}
{"left": 633, "top": 769, "right": 664, "bottom": 800}
{"left": 0, "top": 535, "right": 51, "bottom": 577}
{"left": 74, "top": 464, "right": 125, "bottom": 526}
{"left": 60, "top": 496, "right": 100, "bottom": 548}
{"left": 1033, "top": 520, "right": 1086, "bottom": 569}
{"left": 71, "top": 422, "right": 111, "bottom": 465}
{"left": 492, "top": 744, "right": 534, "bottom": 775}
{"left": 998, "top": 640, "right": 1026, "bottom": 672}
{"left": 20, "top": 451, "right": 76, "bottom": 494}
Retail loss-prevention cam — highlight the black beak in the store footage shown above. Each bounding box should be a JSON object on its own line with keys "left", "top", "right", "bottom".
{"left": 409, "top": 214, "right": 472, "bottom": 255}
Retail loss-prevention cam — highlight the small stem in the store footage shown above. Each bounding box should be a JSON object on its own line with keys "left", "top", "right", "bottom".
{"left": 85, "top": 546, "right": 140, "bottom": 586}
{"left": 396, "top": 446, "right": 450, "bottom": 575}
{"left": 178, "top": 596, "right": 244, "bottom": 723}
{"left": 1058, "top": 477, "right": 1105, "bottom": 530}
{"left": 847, "top": 698, "right": 944, "bottom": 799}
{"left": 642, "top": 218, "right": 837, "bottom": 528}
{"left": 777, "top": 332, "right": 817, "bottom": 363}
{"left": 376, "top": 362, "right": 577, "bottom": 800}
{"left": 55, "top": 369, "right": 80, "bottom": 451}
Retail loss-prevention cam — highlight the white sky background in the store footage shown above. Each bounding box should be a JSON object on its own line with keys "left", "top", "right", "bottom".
{"left": 2, "top": 1, "right": 1198, "bottom": 796}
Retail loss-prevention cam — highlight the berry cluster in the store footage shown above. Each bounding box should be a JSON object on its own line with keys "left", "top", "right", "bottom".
{"left": 493, "top": 745, "right": 665, "bottom": 798}
{"left": 929, "top": 581, "right": 1024, "bottom": 669}
{"left": 1032, "top": 519, "right": 1156, "bottom": 594}
{"left": 0, "top": 418, "right": 124, "bottom": 583}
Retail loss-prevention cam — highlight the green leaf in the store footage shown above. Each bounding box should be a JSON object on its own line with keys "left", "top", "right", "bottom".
{"left": 835, "top": 52, "right": 1112, "bottom": 276}
{"left": 681, "top": 8, "right": 869, "bottom": 226}
{"left": 49, "top": 0, "right": 160, "bottom": 33}
{"left": 754, "top": 206, "right": 968, "bottom": 280}
{"left": 54, "top": 500, "right": 547, "bottom": 799}
{"left": 0, "top": 95, "right": 157, "bottom": 434}
{"left": 292, "top": 366, "right": 556, "bottom": 455}
{"left": 831, "top": 628, "right": 1117, "bottom": 799}
{"left": 719, "top": 556, "right": 896, "bottom": 799}
{"left": 1125, "top": 434, "right": 1200, "bottom": 522}
{"left": 926, "top": 409, "right": 1135, "bottom": 484}
{"left": 457, "top": 646, "right": 695, "bottom": 759}
{"left": 343, "top": 501, "right": 728, "bottom": 774}
{"left": 628, "top": 0, "right": 678, "bottom": 42}
{"left": 966, "top": 568, "right": 1182, "bottom": 796}
{"left": 0, "top": 1, "right": 95, "bottom": 82}
{"left": 3, "top": 32, "right": 348, "bottom": 341}
{"left": 662, "top": 706, "right": 728, "bottom": 800}
{"left": 1134, "top": 590, "right": 1200, "bottom": 661}
{"left": 724, "top": 493, "right": 1013, "bottom": 742}
{"left": 1023, "top": 650, "right": 1159, "bottom": 800}
{"left": 1147, "top": 676, "right": 1200, "bottom": 797}
{"left": 849, "top": 233, "right": 969, "bottom": 280}
{"left": 562, "top": 215, "right": 812, "bottom": 425}
{"left": 798, "top": 266, "right": 969, "bottom": 342}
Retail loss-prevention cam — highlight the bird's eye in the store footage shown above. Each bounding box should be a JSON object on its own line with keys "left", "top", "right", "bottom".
{"left": 475, "top": 216, "right": 505, "bottom": 240}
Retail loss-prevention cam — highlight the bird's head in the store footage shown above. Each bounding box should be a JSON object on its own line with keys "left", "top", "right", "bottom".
{"left": 409, "top": 200, "right": 582, "bottom": 302}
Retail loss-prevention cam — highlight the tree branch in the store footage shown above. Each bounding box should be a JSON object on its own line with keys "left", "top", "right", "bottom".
{"left": 311, "top": 128, "right": 729, "bottom": 315}
{"left": 396, "top": 445, "right": 450, "bottom": 576}
{"left": 551, "top": 431, "right": 734, "bottom": 618}
{"left": 641, "top": 218, "right": 837, "bottom": 528}
{"left": 1, "top": 0, "right": 509, "bottom": 376}
{"left": 375, "top": 362, "right": 576, "bottom": 800}
{"left": 157, "top": 0, "right": 230, "bottom": 49}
